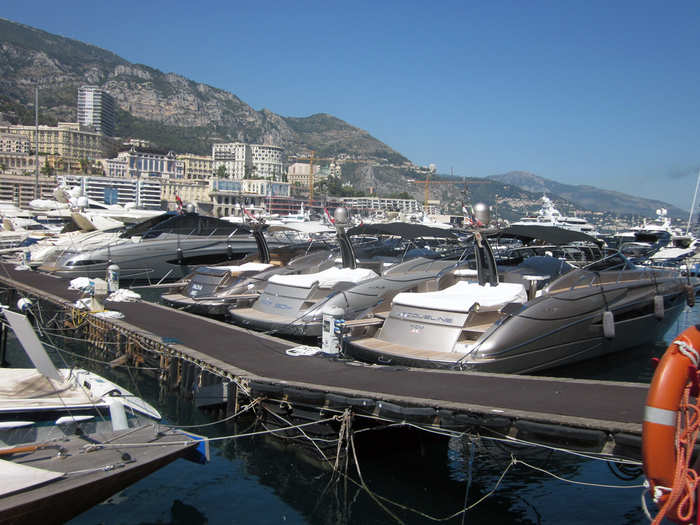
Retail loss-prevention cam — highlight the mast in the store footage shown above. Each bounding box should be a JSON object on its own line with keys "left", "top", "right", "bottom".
{"left": 34, "top": 85, "right": 39, "bottom": 199}
{"left": 687, "top": 170, "right": 700, "bottom": 235}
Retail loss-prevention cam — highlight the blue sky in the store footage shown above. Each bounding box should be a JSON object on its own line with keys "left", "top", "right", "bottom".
{"left": 4, "top": 1, "right": 700, "bottom": 211}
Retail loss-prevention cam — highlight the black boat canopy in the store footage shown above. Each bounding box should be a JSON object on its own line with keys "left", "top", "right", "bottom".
{"left": 493, "top": 225, "right": 603, "bottom": 246}
{"left": 120, "top": 212, "right": 259, "bottom": 239}
{"left": 346, "top": 222, "right": 458, "bottom": 240}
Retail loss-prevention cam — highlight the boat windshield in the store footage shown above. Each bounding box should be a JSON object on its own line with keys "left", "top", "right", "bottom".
{"left": 544, "top": 253, "right": 663, "bottom": 294}
{"left": 582, "top": 253, "right": 636, "bottom": 272}
{"left": 120, "top": 213, "right": 247, "bottom": 239}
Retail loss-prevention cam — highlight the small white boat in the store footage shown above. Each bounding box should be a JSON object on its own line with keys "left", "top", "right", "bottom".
{"left": 0, "top": 309, "right": 209, "bottom": 523}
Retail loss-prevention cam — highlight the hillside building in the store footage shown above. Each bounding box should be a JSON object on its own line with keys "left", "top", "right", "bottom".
{"left": 162, "top": 179, "right": 212, "bottom": 213}
{"left": 57, "top": 175, "right": 162, "bottom": 209}
{"left": 212, "top": 142, "right": 283, "bottom": 180}
{"left": 0, "top": 152, "right": 45, "bottom": 176}
{"left": 0, "top": 133, "right": 30, "bottom": 154}
{"left": 287, "top": 161, "right": 342, "bottom": 193}
{"left": 0, "top": 133, "right": 42, "bottom": 176}
{"left": 77, "top": 85, "right": 116, "bottom": 136}
{"left": 209, "top": 177, "right": 291, "bottom": 217}
{"left": 177, "top": 153, "right": 213, "bottom": 180}
{"left": 0, "top": 122, "right": 111, "bottom": 164}
{"left": 105, "top": 148, "right": 184, "bottom": 179}
{"left": 287, "top": 162, "right": 320, "bottom": 189}
{"left": 338, "top": 196, "right": 423, "bottom": 215}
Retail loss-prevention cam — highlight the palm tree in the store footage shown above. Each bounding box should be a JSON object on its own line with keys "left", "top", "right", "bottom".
{"left": 40, "top": 159, "right": 54, "bottom": 176}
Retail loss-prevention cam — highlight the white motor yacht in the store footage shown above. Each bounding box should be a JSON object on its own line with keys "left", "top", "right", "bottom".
{"left": 512, "top": 195, "right": 599, "bottom": 237}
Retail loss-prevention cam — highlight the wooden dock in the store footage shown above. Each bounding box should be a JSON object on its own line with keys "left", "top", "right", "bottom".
{"left": 0, "top": 263, "right": 651, "bottom": 460}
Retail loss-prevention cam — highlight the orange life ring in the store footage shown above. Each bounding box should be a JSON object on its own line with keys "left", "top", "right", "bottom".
{"left": 642, "top": 324, "right": 700, "bottom": 522}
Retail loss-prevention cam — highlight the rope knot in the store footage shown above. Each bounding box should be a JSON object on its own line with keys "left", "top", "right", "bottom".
{"left": 675, "top": 340, "right": 700, "bottom": 368}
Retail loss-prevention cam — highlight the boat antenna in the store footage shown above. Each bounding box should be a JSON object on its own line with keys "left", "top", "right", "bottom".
{"left": 686, "top": 170, "right": 700, "bottom": 235}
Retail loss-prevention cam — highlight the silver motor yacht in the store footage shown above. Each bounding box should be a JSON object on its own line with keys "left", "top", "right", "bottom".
{"left": 39, "top": 211, "right": 277, "bottom": 282}
{"left": 344, "top": 232, "right": 697, "bottom": 374}
{"left": 161, "top": 222, "right": 338, "bottom": 316}
{"left": 228, "top": 220, "right": 468, "bottom": 337}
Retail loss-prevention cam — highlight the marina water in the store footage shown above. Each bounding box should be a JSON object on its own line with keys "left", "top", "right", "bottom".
{"left": 13, "top": 297, "right": 694, "bottom": 524}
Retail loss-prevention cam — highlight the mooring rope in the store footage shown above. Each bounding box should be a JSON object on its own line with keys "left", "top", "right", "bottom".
{"left": 84, "top": 415, "right": 342, "bottom": 450}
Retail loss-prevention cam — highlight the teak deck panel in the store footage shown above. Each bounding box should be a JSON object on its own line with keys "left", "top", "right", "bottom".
{"left": 0, "top": 264, "right": 649, "bottom": 436}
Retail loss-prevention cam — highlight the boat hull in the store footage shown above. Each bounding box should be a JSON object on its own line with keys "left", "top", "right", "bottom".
{"left": 345, "top": 287, "right": 689, "bottom": 374}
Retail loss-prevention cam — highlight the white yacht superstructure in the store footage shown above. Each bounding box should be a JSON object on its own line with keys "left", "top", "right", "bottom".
{"left": 513, "top": 195, "right": 598, "bottom": 236}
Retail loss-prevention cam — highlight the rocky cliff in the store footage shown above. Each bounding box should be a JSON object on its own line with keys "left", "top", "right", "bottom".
{"left": 0, "top": 18, "right": 405, "bottom": 162}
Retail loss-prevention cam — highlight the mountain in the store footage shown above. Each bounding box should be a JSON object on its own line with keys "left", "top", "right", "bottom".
{"left": 0, "top": 18, "right": 406, "bottom": 163}
{"left": 488, "top": 171, "right": 688, "bottom": 218}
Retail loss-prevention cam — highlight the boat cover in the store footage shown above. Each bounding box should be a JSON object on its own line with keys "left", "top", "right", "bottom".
{"left": 347, "top": 222, "right": 458, "bottom": 239}
{"left": 0, "top": 369, "right": 94, "bottom": 410}
{"left": 268, "top": 267, "right": 378, "bottom": 289}
{"left": 493, "top": 225, "right": 602, "bottom": 246}
{"left": 393, "top": 282, "right": 527, "bottom": 313}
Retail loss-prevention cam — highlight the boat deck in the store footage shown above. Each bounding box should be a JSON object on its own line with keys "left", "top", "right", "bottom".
{"left": 0, "top": 425, "right": 200, "bottom": 524}
{"left": 351, "top": 336, "right": 467, "bottom": 364}
{"left": 0, "top": 263, "right": 653, "bottom": 453}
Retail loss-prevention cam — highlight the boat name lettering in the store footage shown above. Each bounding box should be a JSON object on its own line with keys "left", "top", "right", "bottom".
{"left": 398, "top": 311, "right": 455, "bottom": 324}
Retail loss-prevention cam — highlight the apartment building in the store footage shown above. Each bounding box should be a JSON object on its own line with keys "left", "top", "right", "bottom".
{"left": 287, "top": 162, "right": 320, "bottom": 189}
{"left": 0, "top": 133, "right": 30, "bottom": 154}
{"left": 0, "top": 122, "right": 110, "bottom": 162}
{"left": 209, "top": 177, "right": 290, "bottom": 217}
{"left": 105, "top": 148, "right": 184, "bottom": 179}
{"left": 0, "top": 153, "right": 45, "bottom": 176}
{"left": 161, "top": 179, "right": 212, "bottom": 213}
{"left": 77, "top": 85, "right": 116, "bottom": 136}
{"left": 287, "top": 161, "right": 341, "bottom": 189}
{"left": 0, "top": 174, "right": 56, "bottom": 207}
{"left": 57, "top": 175, "right": 163, "bottom": 209}
{"left": 212, "top": 142, "right": 283, "bottom": 180}
{"left": 339, "top": 196, "right": 422, "bottom": 214}
{"left": 177, "top": 153, "right": 213, "bottom": 180}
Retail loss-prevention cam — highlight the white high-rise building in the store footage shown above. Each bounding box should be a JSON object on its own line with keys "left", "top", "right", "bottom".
{"left": 212, "top": 142, "right": 283, "bottom": 180}
{"left": 77, "top": 86, "right": 116, "bottom": 136}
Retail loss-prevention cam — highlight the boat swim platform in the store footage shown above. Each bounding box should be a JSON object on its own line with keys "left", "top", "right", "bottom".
{"left": 0, "top": 263, "right": 651, "bottom": 460}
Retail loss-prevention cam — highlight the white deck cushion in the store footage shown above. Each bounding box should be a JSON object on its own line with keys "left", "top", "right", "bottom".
{"left": 393, "top": 281, "right": 527, "bottom": 313}
{"left": 209, "top": 262, "right": 274, "bottom": 273}
{"left": 236, "top": 262, "right": 275, "bottom": 272}
{"left": 269, "top": 267, "right": 378, "bottom": 289}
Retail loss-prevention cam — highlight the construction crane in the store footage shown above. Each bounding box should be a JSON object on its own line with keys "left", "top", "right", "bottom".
{"left": 410, "top": 170, "right": 493, "bottom": 207}
{"left": 410, "top": 174, "right": 466, "bottom": 208}
{"left": 295, "top": 151, "right": 335, "bottom": 206}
